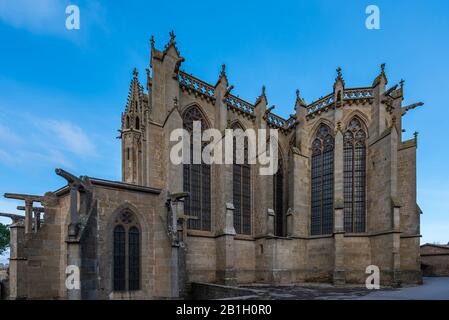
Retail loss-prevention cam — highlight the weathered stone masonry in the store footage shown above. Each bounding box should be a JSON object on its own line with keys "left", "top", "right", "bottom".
{"left": 0, "top": 32, "right": 423, "bottom": 299}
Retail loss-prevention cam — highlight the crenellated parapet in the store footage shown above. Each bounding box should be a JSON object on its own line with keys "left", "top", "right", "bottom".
{"left": 178, "top": 71, "right": 216, "bottom": 104}
{"left": 224, "top": 94, "right": 255, "bottom": 119}
{"left": 306, "top": 87, "right": 374, "bottom": 119}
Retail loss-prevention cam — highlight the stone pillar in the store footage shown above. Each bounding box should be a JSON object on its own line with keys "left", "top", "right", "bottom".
{"left": 392, "top": 198, "right": 402, "bottom": 287}
{"left": 24, "top": 200, "right": 32, "bottom": 234}
{"left": 166, "top": 197, "right": 183, "bottom": 299}
{"left": 33, "top": 211, "right": 40, "bottom": 232}
{"left": 213, "top": 65, "right": 231, "bottom": 239}
{"left": 8, "top": 222, "right": 27, "bottom": 299}
{"left": 286, "top": 208, "right": 293, "bottom": 237}
{"left": 69, "top": 186, "right": 79, "bottom": 229}
{"left": 266, "top": 209, "right": 275, "bottom": 236}
{"left": 333, "top": 126, "right": 346, "bottom": 285}
{"left": 254, "top": 87, "right": 270, "bottom": 238}
{"left": 66, "top": 240, "right": 81, "bottom": 300}
{"left": 333, "top": 204, "right": 345, "bottom": 285}
{"left": 370, "top": 64, "right": 388, "bottom": 139}
{"left": 216, "top": 203, "right": 236, "bottom": 285}
{"left": 288, "top": 149, "right": 309, "bottom": 237}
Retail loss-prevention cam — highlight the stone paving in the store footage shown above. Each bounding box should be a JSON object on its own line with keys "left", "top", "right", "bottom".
{"left": 241, "top": 283, "right": 379, "bottom": 300}
{"left": 240, "top": 277, "right": 449, "bottom": 300}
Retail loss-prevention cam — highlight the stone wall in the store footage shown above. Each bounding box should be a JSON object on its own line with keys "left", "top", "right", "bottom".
{"left": 94, "top": 184, "right": 171, "bottom": 299}
{"left": 186, "top": 236, "right": 216, "bottom": 283}
{"left": 421, "top": 244, "right": 449, "bottom": 276}
{"left": 344, "top": 236, "right": 371, "bottom": 283}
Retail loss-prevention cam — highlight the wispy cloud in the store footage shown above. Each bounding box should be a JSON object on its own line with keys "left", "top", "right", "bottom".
{"left": 0, "top": 0, "right": 108, "bottom": 41}
{"left": 0, "top": 117, "right": 95, "bottom": 169}
{"left": 0, "top": 124, "right": 23, "bottom": 145}
{"left": 46, "top": 120, "right": 96, "bottom": 156}
{"left": 0, "top": 0, "right": 68, "bottom": 35}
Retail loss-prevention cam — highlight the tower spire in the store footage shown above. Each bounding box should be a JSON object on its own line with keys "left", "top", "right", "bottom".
{"left": 126, "top": 68, "right": 141, "bottom": 113}
{"left": 372, "top": 63, "right": 388, "bottom": 87}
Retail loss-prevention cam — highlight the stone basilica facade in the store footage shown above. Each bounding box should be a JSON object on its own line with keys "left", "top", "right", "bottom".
{"left": 1, "top": 33, "right": 423, "bottom": 299}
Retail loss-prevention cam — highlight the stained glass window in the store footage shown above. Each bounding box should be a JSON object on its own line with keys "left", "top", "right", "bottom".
{"left": 113, "top": 210, "right": 140, "bottom": 292}
{"left": 344, "top": 118, "right": 366, "bottom": 233}
{"left": 274, "top": 151, "right": 284, "bottom": 236}
{"left": 182, "top": 106, "right": 211, "bottom": 231}
{"left": 113, "top": 225, "right": 126, "bottom": 291}
{"left": 128, "top": 226, "right": 140, "bottom": 290}
{"left": 311, "top": 124, "right": 334, "bottom": 235}
{"left": 232, "top": 123, "right": 251, "bottom": 235}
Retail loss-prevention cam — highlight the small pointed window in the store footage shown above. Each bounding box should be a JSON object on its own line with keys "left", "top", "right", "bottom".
{"left": 113, "top": 210, "right": 140, "bottom": 291}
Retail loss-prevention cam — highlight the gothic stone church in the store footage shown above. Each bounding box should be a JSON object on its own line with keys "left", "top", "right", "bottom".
{"left": 1, "top": 33, "right": 423, "bottom": 299}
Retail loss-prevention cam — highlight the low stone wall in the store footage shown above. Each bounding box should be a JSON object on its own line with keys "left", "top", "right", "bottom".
{"left": 190, "top": 282, "right": 264, "bottom": 300}
{"left": 0, "top": 279, "right": 9, "bottom": 300}
{"left": 421, "top": 244, "right": 449, "bottom": 277}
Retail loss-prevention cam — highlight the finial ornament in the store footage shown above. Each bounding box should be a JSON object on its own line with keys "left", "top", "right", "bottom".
{"left": 150, "top": 35, "right": 155, "bottom": 48}
{"left": 133, "top": 68, "right": 138, "bottom": 78}
{"left": 334, "top": 67, "right": 345, "bottom": 88}
{"left": 169, "top": 30, "right": 176, "bottom": 42}
{"left": 220, "top": 64, "right": 226, "bottom": 78}
{"left": 296, "top": 89, "right": 300, "bottom": 100}
{"left": 381, "top": 63, "right": 386, "bottom": 72}
{"left": 262, "top": 85, "right": 266, "bottom": 96}
{"left": 336, "top": 67, "right": 342, "bottom": 77}
{"left": 400, "top": 79, "right": 405, "bottom": 88}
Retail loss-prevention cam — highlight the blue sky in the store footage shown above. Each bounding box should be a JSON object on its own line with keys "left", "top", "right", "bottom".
{"left": 0, "top": 0, "right": 448, "bottom": 263}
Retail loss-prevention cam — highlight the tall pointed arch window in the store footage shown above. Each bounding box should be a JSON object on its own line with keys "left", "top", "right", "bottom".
{"left": 113, "top": 209, "right": 140, "bottom": 291}
{"left": 311, "top": 124, "right": 334, "bottom": 235}
{"left": 274, "top": 150, "right": 284, "bottom": 236}
{"left": 344, "top": 118, "right": 367, "bottom": 233}
{"left": 232, "top": 123, "right": 251, "bottom": 235}
{"left": 183, "top": 106, "right": 211, "bottom": 231}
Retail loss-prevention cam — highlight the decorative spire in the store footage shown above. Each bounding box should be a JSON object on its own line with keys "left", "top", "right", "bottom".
{"left": 400, "top": 79, "right": 405, "bottom": 88}
{"left": 216, "top": 63, "right": 228, "bottom": 88}
{"left": 334, "top": 67, "right": 345, "bottom": 89}
{"left": 163, "top": 30, "right": 180, "bottom": 57}
{"left": 373, "top": 63, "right": 388, "bottom": 86}
{"left": 295, "top": 89, "right": 306, "bottom": 107}
{"left": 126, "top": 68, "right": 141, "bottom": 112}
{"left": 220, "top": 64, "right": 227, "bottom": 79}
{"left": 150, "top": 35, "right": 155, "bottom": 49}
{"left": 336, "top": 67, "right": 342, "bottom": 79}
{"left": 255, "top": 85, "right": 267, "bottom": 106}
{"left": 169, "top": 30, "right": 176, "bottom": 43}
